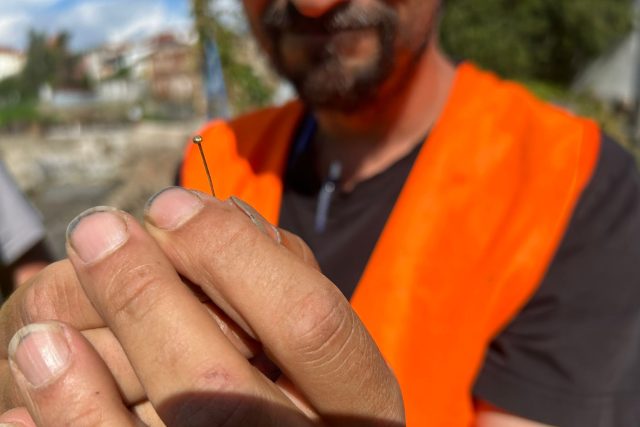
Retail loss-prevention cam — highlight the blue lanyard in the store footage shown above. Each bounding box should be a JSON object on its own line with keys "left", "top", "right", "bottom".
{"left": 288, "top": 113, "right": 342, "bottom": 234}
{"left": 288, "top": 113, "right": 318, "bottom": 170}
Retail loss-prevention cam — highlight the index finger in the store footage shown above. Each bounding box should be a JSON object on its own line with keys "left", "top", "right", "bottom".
{"left": 144, "top": 188, "right": 404, "bottom": 423}
{"left": 65, "top": 206, "right": 307, "bottom": 426}
{"left": 0, "top": 261, "right": 103, "bottom": 358}
{"left": 0, "top": 262, "right": 142, "bottom": 414}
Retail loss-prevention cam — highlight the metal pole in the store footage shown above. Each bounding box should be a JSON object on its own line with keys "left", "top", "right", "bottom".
{"left": 631, "top": 0, "right": 640, "bottom": 145}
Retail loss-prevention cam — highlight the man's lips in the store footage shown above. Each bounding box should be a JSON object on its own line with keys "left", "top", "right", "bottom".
{"left": 277, "top": 26, "right": 381, "bottom": 70}
{"left": 279, "top": 27, "right": 378, "bottom": 47}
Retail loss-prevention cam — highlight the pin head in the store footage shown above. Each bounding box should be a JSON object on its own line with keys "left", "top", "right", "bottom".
{"left": 191, "top": 134, "right": 216, "bottom": 197}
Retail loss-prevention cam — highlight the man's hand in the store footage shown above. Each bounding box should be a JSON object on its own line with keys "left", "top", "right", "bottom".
{"left": 0, "top": 260, "right": 115, "bottom": 411}
{"left": 0, "top": 194, "right": 313, "bottom": 414}
{"left": 0, "top": 187, "right": 405, "bottom": 426}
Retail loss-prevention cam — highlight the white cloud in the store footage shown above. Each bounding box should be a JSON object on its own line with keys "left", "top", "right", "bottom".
{"left": 0, "top": 0, "right": 58, "bottom": 13}
{"left": 0, "top": 14, "right": 29, "bottom": 49}
{"left": 60, "top": 0, "right": 191, "bottom": 49}
{"left": 0, "top": 0, "right": 62, "bottom": 45}
{"left": 0, "top": 0, "right": 192, "bottom": 51}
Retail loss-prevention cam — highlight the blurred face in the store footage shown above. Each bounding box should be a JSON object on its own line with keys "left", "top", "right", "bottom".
{"left": 242, "top": 0, "right": 440, "bottom": 111}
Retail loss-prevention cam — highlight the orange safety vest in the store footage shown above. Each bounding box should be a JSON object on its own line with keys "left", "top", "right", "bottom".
{"left": 181, "top": 63, "right": 600, "bottom": 426}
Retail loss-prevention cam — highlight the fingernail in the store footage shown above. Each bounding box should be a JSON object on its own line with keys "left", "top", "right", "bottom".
{"left": 9, "top": 323, "right": 71, "bottom": 388}
{"left": 145, "top": 187, "right": 205, "bottom": 230}
{"left": 66, "top": 207, "right": 129, "bottom": 263}
{"left": 229, "top": 196, "right": 281, "bottom": 243}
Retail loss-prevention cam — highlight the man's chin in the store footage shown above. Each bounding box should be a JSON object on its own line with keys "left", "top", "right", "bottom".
{"left": 298, "top": 88, "right": 376, "bottom": 113}
{"left": 287, "top": 64, "right": 389, "bottom": 113}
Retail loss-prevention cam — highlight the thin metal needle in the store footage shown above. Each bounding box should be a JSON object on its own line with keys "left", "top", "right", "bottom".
{"left": 192, "top": 135, "right": 215, "bottom": 197}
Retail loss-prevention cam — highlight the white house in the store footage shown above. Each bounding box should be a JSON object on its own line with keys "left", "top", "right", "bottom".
{"left": 573, "top": 0, "right": 640, "bottom": 107}
{"left": 0, "top": 46, "right": 25, "bottom": 81}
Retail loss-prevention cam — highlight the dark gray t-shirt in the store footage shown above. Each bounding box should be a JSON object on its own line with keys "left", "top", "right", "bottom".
{"left": 279, "top": 118, "right": 640, "bottom": 426}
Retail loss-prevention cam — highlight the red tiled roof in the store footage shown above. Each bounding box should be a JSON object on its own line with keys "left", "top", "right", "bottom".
{"left": 0, "top": 46, "right": 23, "bottom": 57}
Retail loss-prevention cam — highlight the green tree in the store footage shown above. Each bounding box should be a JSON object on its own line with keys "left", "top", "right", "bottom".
{"left": 440, "top": 0, "right": 634, "bottom": 84}
{"left": 13, "top": 30, "right": 83, "bottom": 99}
{"left": 192, "top": 0, "right": 274, "bottom": 113}
{"left": 49, "top": 31, "right": 83, "bottom": 89}
{"left": 0, "top": 30, "right": 86, "bottom": 130}
{"left": 19, "top": 30, "right": 56, "bottom": 98}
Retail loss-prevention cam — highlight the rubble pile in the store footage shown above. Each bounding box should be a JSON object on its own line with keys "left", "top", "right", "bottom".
{"left": 0, "top": 121, "right": 201, "bottom": 258}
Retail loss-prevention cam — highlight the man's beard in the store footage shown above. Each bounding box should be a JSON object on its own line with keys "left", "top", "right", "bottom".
{"left": 262, "top": 2, "right": 399, "bottom": 112}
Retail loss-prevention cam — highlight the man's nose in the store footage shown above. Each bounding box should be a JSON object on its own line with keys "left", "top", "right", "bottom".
{"left": 289, "top": 0, "right": 349, "bottom": 17}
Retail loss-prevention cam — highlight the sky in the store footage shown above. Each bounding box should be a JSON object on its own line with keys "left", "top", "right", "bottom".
{"left": 0, "top": 0, "right": 202, "bottom": 52}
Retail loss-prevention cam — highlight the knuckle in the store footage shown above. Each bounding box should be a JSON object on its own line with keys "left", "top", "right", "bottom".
{"left": 21, "top": 261, "right": 75, "bottom": 324}
{"left": 103, "top": 263, "right": 164, "bottom": 323}
{"left": 61, "top": 396, "right": 109, "bottom": 427}
{"left": 288, "top": 288, "right": 355, "bottom": 360}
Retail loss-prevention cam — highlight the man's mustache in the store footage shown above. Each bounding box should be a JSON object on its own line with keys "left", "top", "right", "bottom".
{"left": 262, "top": 1, "right": 397, "bottom": 34}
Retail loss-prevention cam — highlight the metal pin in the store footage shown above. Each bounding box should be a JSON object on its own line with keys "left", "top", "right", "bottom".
{"left": 192, "top": 135, "right": 215, "bottom": 197}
